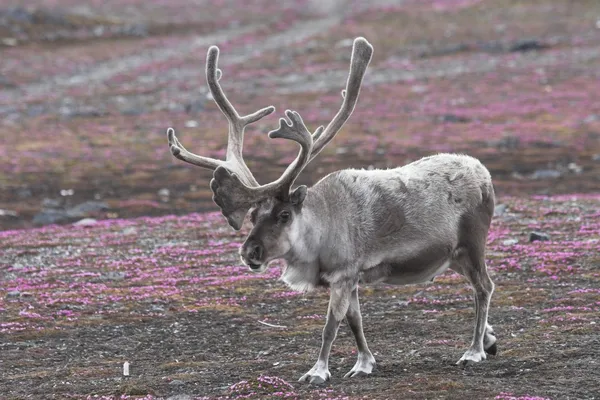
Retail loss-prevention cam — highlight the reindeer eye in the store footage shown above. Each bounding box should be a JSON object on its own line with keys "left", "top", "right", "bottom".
{"left": 278, "top": 210, "right": 291, "bottom": 223}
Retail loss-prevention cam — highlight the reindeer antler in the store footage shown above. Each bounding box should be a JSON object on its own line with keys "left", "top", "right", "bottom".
{"left": 209, "top": 37, "right": 372, "bottom": 230}
{"left": 170, "top": 37, "right": 373, "bottom": 230}
{"left": 167, "top": 45, "right": 275, "bottom": 187}
{"left": 309, "top": 37, "right": 373, "bottom": 162}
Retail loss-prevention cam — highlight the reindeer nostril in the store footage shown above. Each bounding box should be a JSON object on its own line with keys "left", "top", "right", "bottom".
{"left": 251, "top": 245, "right": 263, "bottom": 261}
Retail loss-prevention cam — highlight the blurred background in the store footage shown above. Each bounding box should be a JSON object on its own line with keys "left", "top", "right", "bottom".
{"left": 1, "top": 0, "right": 599, "bottom": 231}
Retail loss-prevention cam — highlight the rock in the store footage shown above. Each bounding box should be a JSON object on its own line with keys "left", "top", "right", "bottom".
{"left": 478, "top": 40, "right": 505, "bottom": 53}
{"left": 411, "top": 85, "right": 428, "bottom": 94}
{"left": 16, "top": 188, "right": 32, "bottom": 199}
{"left": 185, "top": 100, "right": 204, "bottom": 114}
{"left": 169, "top": 380, "right": 185, "bottom": 386}
{"left": 120, "top": 23, "right": 148, "bottom": 37}
{"left": 529, "top": 232, "right": 550, "bottom": 242}
{"left": 158, "top": 188, "right": 170, "bottom": 203}
{"left": 184, "top": 120, "right": 198, "bottom": 128}
{"left": 0, "top": 209, "right": 19, "bottom": 218}
{"left": 33, "top": 209, "right": 70, "bottom": 226}
{"left": 420, "top": 43, "right": 469, "bottom": 58}
{"left": 42, "top": 198, "right": 63, "bottom": 209}
{"left": 509, "top": 39, "right": 548, "bottom": 53}
{"left": 103, "top": 271, "right": 126, "bottom": 281}
{"left": 120, "top": 107, "right": 144, "bottom": 116}
{"left": 167, "top": 395, "right": 192, "bottom": 400}
{"left": 0, "top": 75, "right": 16, "bottom": 88}
{"left": 122, "top": 227, "right": 137, "bottom": 235}
{"left": 1, "top": 7, "right": 34, "bottom": 23}
{"left": 438, "top": 114, "right": 470, "bottom": 123}
{"left": 335, "top": 38, "right": 354, "bottom": 48}
{"left": 34, "top": 200, "right": 108, "bottom": 226}
{"left": 567, "top": 163, "right": 583, "bottom": 174}
{"left": 6, "top": 290, "right": 20, "bottom": 298}
{"left": 150, "top": 305, "right": 165, "bottom": 313}
{"left": 494, "top": 204, "right": 508, "bottom": 217}
{"left": 502, "top": 238, "right": 519, "bottom": 246}
{"left": 60, "top": 105, "right": 107, "bottom": 119}
{"left": 530, "top": 169, "right": 561, "bottom": 180}
{"left": 67, "top": 201, "right": 109, "bottom": 217}
{"left": 495, "top": 135, "right": 520, "bottom": 150}
{"left": 593, "top": 154, "right": 600, "bottom": 162}
{"left": 73, "top": 218, "right": 97, "bottom": 226}
{"left": 27, "top": 104, "right": 46, "bottom": 117}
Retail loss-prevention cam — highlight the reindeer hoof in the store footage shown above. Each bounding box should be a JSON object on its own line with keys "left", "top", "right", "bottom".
{"left": 344, "top": 355, "right": 376, "bottom": 378}
{"left": 485, "top": 342, "right": 498, "bottom": 356}
{"left": 309, "top": 376, "right": 327, "bottom": 385}
{"left": 299, "top": 366, "right": 331, "bottom": 385}
{"left": 456, "top": 349, "right": 486, "bottom": 367}
{"left": 344, "top": 370, "right": 369, "bottom": 378}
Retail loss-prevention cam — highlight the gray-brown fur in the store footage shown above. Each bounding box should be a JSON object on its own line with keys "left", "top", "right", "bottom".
{"left": 166, "top": 37, "right": 497, "bottom": 384}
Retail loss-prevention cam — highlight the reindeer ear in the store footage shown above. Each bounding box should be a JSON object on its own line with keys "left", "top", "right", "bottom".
{"left": 210, "top": 166, "right": 254, "bottom": 230}
{"left": 290, "top": 185, "right": 308, "bottom": 206}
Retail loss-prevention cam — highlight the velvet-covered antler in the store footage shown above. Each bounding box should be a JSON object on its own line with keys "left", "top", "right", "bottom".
{"left": 209, "top": 37, "right": 373, "bottom": 230}
{"left": 167, "top": 45, "right": 275, "bottom": 187}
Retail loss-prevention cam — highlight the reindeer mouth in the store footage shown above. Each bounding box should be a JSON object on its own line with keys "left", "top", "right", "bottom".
{"left": 247, "top": 262, "right": 263, "bottom": 271}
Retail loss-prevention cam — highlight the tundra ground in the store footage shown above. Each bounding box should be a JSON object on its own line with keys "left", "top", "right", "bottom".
{"left": 1, "top": 1, "right": 599, "bottom": 399}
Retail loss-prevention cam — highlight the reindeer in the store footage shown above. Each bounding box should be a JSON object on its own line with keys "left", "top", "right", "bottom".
{"left": 167, "top": 37, "right": 497, "bottom": 384}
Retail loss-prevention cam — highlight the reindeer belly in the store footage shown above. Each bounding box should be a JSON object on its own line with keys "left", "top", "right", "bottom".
{"left": 359, "top": 243, "right": 453, "bottom": 285}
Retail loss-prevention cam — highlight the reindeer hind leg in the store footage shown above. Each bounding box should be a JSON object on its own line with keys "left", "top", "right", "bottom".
{"left": 452, "top": 198, "right": 496, "bottom": 366}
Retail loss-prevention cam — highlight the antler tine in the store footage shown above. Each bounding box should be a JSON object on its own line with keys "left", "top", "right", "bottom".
{"left": 167, "top": 128, "right": 222, "bottom": 169}
{"left": 206, "top": 46, "right": 276, "bottom": 162}
{"left": 309, "top": 37, "right": 373, "bottom": 162}
{"left": 267, "top": 110, "right": 314, "bottom": 199}
{"left": 167, "top": 45, "right": 276, "bottom": 189}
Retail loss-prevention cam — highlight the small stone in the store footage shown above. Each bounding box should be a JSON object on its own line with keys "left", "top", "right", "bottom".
{"left": 502, "top": 239, "right": 519, "bottom": 246}
{"left": 411, "top": 85, "right": 428, "bottom": 93}
{"left": 567, "top": 163, "right": 583, "bottom": 174}
{"left": 185, "top": 100, "right": 204, "bottom": 114}
{"left": 93, "top": 26, "right": 104, "bottom": 37}
{"left": 335, "top": 38, "right": 354, "bottom": 48}
{"left": 104, "top": 271, "right": 126, "bottom": 281}
{"left": 33, "top": 209, "right": 70, "bottom": 226}
{"left": 122, "top": 227, "right": 137, "bottom": 235}
{"left": 1, "top": 38, "right": 18, "bottom": 46}
{"left": 530, "top": 169, "right": 561, "bottom": 180}
{"left": 509, "top": 39, "right": 547, "bottom": 52}
{"left": 167, "top": 396, "right": 192, "bottom": 400}
{"left": 494, "top": 204, "right": 508, "bottom": 217}
{"left": 42, "top": 198, "right": 63, "bottom": 209}
{"left": 158, "top": 188, "right": 170, "bottom": 197}
{"left": 169, "top": 380, "right": 185, "bottom": 386}
{"left": 0, "top": 209, "right": 19, "bottom": 218}
{"left": 6, "top": 290, "right": 20, "bottom": 298}
{"left": 529, "top": 232, "right": 550, "bottom": 242}
{"left": 438, "top": 114, "right": 470, "bottom": 123}
{"left": 73, "top": 218, "right": 97, "bottom": 226}
{"left": 67, "top": 201, "right": 109, "bottom": 216}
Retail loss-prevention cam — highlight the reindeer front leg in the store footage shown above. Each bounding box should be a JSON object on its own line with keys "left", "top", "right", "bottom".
{"left": 344, "top": 286, "right": 376, "bottom": 378}
{"left": 299, "top": 283, "right": 352, "bottom": 384}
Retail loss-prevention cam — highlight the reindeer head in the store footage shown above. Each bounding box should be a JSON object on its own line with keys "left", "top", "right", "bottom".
{"left": 167, "top": 37, "right": 373, "bottom": 272}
